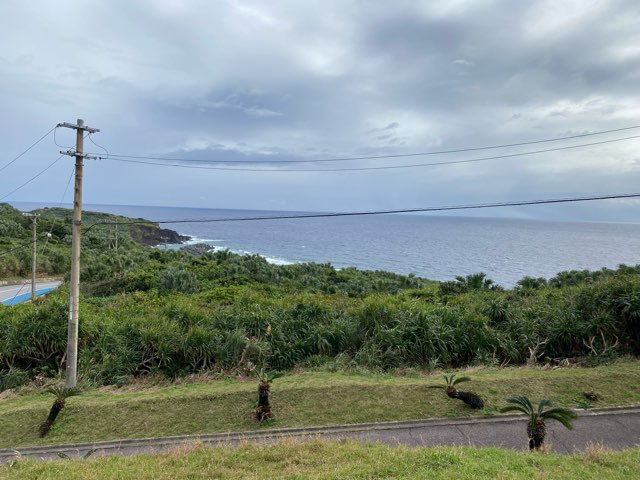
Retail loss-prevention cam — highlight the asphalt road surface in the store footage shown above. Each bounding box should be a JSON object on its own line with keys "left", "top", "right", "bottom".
{"left": 1, "top": 407, "right": 639, "bottom": 463}
{"left": 0, "top": 281, "right": 62, "bottom": 305}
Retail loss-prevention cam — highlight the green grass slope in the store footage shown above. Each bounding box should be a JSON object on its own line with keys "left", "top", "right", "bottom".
{"left": 1, "top": 361, "right": 638, "bottom": 449}
{"left": 2, "top": 440, "right": 639, "bottom": 479}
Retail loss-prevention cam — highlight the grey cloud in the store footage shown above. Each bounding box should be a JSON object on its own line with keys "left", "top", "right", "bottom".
{"left": 1, "top": 0, "right": 639, "bottom": 222}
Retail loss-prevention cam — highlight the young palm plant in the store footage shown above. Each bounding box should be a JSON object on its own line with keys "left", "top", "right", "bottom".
{"left": 255, "top": 369, "right": 283, "bottom": 423}
{"left": 38, "top": 385, "right": 79, "bottom": 437}
{"left": 427, "top": 374, "right": 485, "bottom": 409}
{"left": 454, "top": 390, "right": 485, "bottom": 409}
{"left": 427, "top": 374, "right": 471, "bottom": 398}
{"left": 500, "top": 396, "right": 577, "bottom": 450}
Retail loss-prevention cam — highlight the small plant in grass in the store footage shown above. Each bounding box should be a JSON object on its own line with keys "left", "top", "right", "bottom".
{"left": 577, "top": 399, "right": 592, "bottom": 410}
{"left": 427, "top": 374, "right": 470, "bottom": 398}
{"left": 427, "top": 374, "right": 484, "bottom": 409}
{"left": 500, "top": 396, "right": 577, "bottom": 450}
{"left": 38, "top": 385, "right": 80, "bottom": 437}
{"left": 255, "top": 369, "right": 283, "bottom": 423}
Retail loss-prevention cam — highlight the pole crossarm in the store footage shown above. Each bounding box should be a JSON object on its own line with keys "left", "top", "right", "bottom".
{"left": 57, "top": 122, "right": 100, "bottom": 134}
{"left": 59, "top": 150, "right": 98, "bottom": 160}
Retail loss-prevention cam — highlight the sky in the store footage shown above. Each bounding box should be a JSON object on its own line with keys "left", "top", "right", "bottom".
{"left": 1, "top": 0, "right": 640, "bottom": 222}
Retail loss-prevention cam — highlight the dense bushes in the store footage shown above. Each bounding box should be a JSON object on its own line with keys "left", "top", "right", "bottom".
{"left": 2, "top": 202, "right": 639, "bottom": 389}
{"left": 2, "top": 258, "right": 640, "bottom": 390}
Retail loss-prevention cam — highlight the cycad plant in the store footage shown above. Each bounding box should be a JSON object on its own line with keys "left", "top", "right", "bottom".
{"left": 500, "top": 396, "right": 577, "bottom": 450}
{"left": 427, "top": 374, "right": 484, "bottom": 409}
{"left": 454, "top": 390, "right": 485, "bottom": 409}
{"left": 255, "top": 369, "right": 283, "bottom": 423}
{"left": 427, "top": 374, "right": 470, "bottom": 398}
{"left": 38, "top": 385, "right": 79, "bottom": 437}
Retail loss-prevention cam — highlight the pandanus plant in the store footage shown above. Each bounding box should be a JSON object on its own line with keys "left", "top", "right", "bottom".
{"left": 427, "top": 374, "right": 484, "bottom": 409}
{"left": 38, "top": 385, "right": 79, "bottom": 437}
{"left": 500, "top": 396, "right": 577, "bottom": 450}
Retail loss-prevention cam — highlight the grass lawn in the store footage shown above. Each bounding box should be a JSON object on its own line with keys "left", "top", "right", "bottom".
{"left": 1, "top": 360, "right": 639, "bottom": 449}
{"left": 2, "top": 440, "right": 639, "bottom": 479}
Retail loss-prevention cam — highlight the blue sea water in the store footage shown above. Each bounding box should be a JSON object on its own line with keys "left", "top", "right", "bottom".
{"left": 11, "top": 202, "right": 640, "bottom": 287}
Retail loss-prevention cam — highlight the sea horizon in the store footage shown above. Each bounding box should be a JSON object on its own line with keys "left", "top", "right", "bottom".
{"left": 8, "top": 200, "right": 640, "bottom": 287}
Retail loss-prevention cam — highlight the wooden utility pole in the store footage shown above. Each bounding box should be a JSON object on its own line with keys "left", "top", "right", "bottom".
{"left": 22, "top": 212, "right": 40, "bottom": 301}
{"left": 58, "top": 119, "right": 100, "bottom": 390}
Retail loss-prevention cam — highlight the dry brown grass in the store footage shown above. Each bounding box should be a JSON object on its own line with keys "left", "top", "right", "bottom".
{"left": 582, "top": 442, "right": 614, "bottom": 464}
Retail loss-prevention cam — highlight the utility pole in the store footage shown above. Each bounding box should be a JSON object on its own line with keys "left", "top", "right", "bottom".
{"left": 58, "top": 119, "right": 100, "bottom": 390}
{"left": 22, "top": 212, "right": 40, "bottom": 301}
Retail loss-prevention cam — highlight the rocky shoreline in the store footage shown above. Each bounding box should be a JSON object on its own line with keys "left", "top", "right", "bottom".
{"left": 180, "top": 243, "right": 213, "bottom": 256}
{"left": 128, "top": 224, "right": 191, "bottom": 246}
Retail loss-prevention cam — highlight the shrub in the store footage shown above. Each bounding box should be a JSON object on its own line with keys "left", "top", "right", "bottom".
{"left": 158, "top": 266, "right": 198, "bottom": 293}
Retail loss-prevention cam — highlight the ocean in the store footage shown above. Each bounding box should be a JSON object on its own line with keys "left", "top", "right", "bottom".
{"left": 11, "top": 202, "right": 640, "bottom": 287}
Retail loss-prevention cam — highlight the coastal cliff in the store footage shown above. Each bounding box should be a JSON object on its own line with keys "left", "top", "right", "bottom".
{"left": 129, "top": 224, "right": 191, "bottom": 246}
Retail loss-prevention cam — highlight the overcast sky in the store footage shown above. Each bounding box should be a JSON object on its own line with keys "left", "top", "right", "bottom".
{"left": 1, "top": 0, "right": 640, "bottom": 221}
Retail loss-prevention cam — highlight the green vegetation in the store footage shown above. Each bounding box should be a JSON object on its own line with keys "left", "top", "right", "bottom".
{"left": 37, "top": 385, "right": 79, "bottom": 437}
{"left": 501, "top": 396, "right": 578, "bottom": 450}
{"left": 255, "top": 369, "right": 283, "bottom": 423}
{"left": 427, "top": 373, "right": 485, "bottom": 408}
{"left": 427, "top": 373, "right": 471, "bottom": 398}
{"left": 3, "top": 257, "right": 640, "bottom": 389}
{"left": 2, "top": 440, "right": 639, "bottom": 479}
{"left": 0, "top": 203, "right": 176, "bottom": 280}
{"left": 3, "top": 203, "right": 640, "bottom": 391}
{"left": 0, "top": 362, "right": 638, "bottom": 448}
{"left": 2, "top": 203, "right": 640, "bottom": 453}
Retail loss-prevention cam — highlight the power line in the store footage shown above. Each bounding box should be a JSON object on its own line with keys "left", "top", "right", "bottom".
{"left": 0, "top": 238, "right": 41, "bottom": 258}
{"left": 53, "top": 126, "right": 74, "bottom": 150}
{"left": 0, "top": 227, "right": 62, "bottom": 259}
{"left": 103, "top": 134, "right": 640, "bottom": 172}
{"left": 89, "top": 192, "right": 640, "bottom": 229}
{"left": 88, "top": 133, "right": 110, "bottom": 158}
{"left": 95, "top": 124, "right": 640, "bottom": 165}
{"left": 0, "top": 154, "right": 66, "bottom": 202}
{"left": 39, "top": 165, "right": 76, "bottom": 257}
{"left": 0, "top": 126, "right": 57, "bottom": 173}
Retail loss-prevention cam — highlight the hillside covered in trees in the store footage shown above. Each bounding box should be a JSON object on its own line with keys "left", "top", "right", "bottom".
{"left": 0, "top": 203, "right": 187, "bottom": 279}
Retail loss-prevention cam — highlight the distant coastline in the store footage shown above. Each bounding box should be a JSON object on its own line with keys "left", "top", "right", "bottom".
{"left": 8, "top": 201, "right": 640, "bottom": 286}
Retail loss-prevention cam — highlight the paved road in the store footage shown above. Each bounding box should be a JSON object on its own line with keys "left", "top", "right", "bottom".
{"left": 1, "top": 407, "right": 638, "bottom": 462}
{"left": 0, "top": 281, "right": 62, "bottom": 305}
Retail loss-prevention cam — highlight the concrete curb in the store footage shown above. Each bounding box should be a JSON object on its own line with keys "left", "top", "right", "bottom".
{"left": 0, "top": 278, "right": 63, "bottom": 287}
{"left": 1, "top": 287, "right": 58, "bottom": 306}
{"left": 0, "top": 280, "right": 63, "bottom": 306}
{"left": 2, "top": 406, "right": 639, "bottom": 462}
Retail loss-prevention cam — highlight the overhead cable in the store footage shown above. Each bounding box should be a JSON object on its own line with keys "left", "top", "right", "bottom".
{"left": 0, "top": 126, "right": 57, "bottom": 173}
{"left": 95, "top": 124, "right": 640, "bottom": 165}
{"left": 0, "top": 154, "right": 66, "bottom": 201}
{"left": 89, "top": 192, "right": 640, "bottom": 229}
{"left": 0, "top": 239, "right": 39, "bottom": 258}
{"left": 39, "top": 165, "right": 76, "bottom": 257}
{"left": 103, "top": 134, "right": 640, "bottom": 172}
{"left": 88, "top": 133, "right": 110, "bottom": 158}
